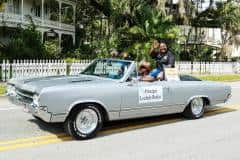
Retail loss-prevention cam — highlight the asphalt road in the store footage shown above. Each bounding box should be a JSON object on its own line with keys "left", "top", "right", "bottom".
{"left": 1, "top": 82, "right": 240, "bottom": 160}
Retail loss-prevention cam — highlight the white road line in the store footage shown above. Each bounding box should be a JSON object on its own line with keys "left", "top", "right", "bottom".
{"left": 0, "top": 107, "right": 21, "bottom": 111}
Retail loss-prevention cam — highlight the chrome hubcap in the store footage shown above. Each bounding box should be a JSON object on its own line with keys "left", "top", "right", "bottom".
{"left": 191, "top": 98, "right": 204, "bottom": 115}
{"left": 75, "top": 108, "right": 98, "bottom": 134}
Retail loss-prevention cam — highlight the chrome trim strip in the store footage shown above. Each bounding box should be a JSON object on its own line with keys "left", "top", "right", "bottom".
{"left": 121, "top": 104, "right": 185, "bottom": 112}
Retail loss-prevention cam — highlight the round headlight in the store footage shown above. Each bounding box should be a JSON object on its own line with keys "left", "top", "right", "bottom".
{"left": 33, "top": 94, "right": 40, "bottom": 106}
{"left": 7, "top": 85, "right": 16, "bottom": 96}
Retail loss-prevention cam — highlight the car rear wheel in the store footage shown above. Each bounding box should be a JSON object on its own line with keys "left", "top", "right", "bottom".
{"left": 183, "top": 97, "right": 205, "bottom": 119}
{"left": 64, "top": 104, "right": 103, "bottom": 140}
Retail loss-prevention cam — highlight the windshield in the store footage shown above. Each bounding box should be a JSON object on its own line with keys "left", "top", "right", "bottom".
{"left": 81, "top": 59, "right": 131, "bottom": 80}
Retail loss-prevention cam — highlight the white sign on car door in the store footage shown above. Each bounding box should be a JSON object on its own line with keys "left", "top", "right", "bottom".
{"left": 139, "top": 86, "right": 163, "bottom": 104}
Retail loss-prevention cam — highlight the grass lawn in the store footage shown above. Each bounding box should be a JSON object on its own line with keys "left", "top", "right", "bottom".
{"left": 196, "top": 74, "right": 240, "bottom": 82}
{"left": 0, "top": 84, "right": 6, "bottom": 96}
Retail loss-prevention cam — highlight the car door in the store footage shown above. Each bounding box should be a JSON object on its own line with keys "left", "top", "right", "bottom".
{"left": 119, "top": 80, "right": 172, "bottom": 119}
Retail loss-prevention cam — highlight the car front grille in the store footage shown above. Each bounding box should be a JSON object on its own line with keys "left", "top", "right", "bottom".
{"left": 16, "top": 88, "right": 34, "bottom": 104}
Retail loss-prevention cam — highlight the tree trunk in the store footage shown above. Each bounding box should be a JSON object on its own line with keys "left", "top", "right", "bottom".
{"left": 156, "top": 0, "right": 167, "bottom": 16}
{"left": 178, "top": 0, "right": 188, "bottom": 25}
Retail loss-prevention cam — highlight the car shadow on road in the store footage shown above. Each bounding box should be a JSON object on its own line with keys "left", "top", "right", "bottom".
{"left": 97, "top": 107, "right": 237, "bottom": 138}
{"left": 28, "top": 118, "right": 65, "bottom": 134}
{"left": 27, "top": 106, "right": 237, "bottom": 140}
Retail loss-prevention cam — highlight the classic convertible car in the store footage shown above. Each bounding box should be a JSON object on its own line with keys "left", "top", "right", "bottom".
{"left": 7, "top": 59, "right": 231, "bottom": 139}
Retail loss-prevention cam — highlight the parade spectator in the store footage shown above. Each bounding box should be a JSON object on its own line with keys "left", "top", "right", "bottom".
{"left": 120, "top": 51, "right": 132, "bottom": 60}
{"left": 110, "top": 49, "right": 119, "bottom": 58}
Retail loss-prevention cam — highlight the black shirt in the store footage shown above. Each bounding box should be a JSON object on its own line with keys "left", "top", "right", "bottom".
{"left": 151, "top": 50, "right": 175, "bottom": 69}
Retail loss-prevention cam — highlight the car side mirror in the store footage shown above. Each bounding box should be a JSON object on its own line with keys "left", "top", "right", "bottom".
{"left": 127, "top": 76, "right": 138, "bottom": 83}
{"left": 126, "top": 76, "right": 138, "bottom": 86}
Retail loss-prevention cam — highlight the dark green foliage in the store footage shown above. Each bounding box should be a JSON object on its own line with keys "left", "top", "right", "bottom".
{"left": 75, "top": 0, "right": 181, "bottom": 60}
{"left": 0, "top": 15, "right": 46, "bottom": 59}
{"left": 1, "top": 25, "right": 46, "bottom": 60}
{"left": 1, "top": 0, "right": 239, "bottom": 60}
{"left": 179, "top": 45, "right": 214, "bottom": 61}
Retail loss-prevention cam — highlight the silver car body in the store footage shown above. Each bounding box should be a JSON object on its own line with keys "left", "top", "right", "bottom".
{"left": 7, "top": 59, "right": 232, "bottom": 123}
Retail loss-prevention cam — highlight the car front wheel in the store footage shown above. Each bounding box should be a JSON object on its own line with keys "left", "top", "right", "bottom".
{"left": 64, "top": 104, "right": 103, "bottom": 140}
{"left": 183, "top": 97, "right": 205, "bottom": 119}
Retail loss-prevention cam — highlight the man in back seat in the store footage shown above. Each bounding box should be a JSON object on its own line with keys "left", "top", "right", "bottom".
{"left": 141, "top": 40, "right": 175, "bottom": 82}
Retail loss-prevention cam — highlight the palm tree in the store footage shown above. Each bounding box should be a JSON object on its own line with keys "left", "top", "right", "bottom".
{"left": 127, "top": 6, "right": 181, "bottom": 60}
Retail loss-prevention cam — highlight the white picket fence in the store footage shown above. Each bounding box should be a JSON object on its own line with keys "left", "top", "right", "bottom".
{"left": 1, "top": 59, "right": 240, "bottom": 82}
{"left": 176, "top": 61, "right": 240, "bottom": 74}
{"left": 69, "top": 60, "right": 92, "bottom": 75}
{"left": 0, "top": 59, "right": 92, "bottom": 82}
{"left": 11, "top": 60, "right": 67, "bottom": 79}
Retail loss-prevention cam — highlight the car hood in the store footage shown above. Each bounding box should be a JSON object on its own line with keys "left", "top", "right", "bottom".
{"left": 8, "top": 75, "right": 113, "bottom": 94}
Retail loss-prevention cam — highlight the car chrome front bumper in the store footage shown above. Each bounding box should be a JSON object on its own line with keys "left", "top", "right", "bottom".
{"left": 7, "top": 95, "right": 52, "bottom": 123}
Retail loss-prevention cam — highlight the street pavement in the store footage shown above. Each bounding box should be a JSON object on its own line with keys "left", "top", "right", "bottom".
{"left": 0, "top": 82, "right": 240, "bottom": 160}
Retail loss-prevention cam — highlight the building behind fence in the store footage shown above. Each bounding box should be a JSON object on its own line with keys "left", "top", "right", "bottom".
{"left": 1, "top": 59, "right": 240, "bottom": 82}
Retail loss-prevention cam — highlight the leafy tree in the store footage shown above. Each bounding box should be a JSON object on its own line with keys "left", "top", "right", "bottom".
{"left": 127, "top": 6, "right": 182, "bottom": 60}
{"left": 217, "top": 2, "right": 240, "bottom": 58}
{"left": 44, "top": 40, "right": 60, "bottom": 58}
{"left": 182, "top": 1, "right": 240, "bottom": 60}
{"left": 75, "top": 0, "right": 182, "bottom": 60}
{"left": 75, "top": 0, "right": 240, "bottom": 61}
